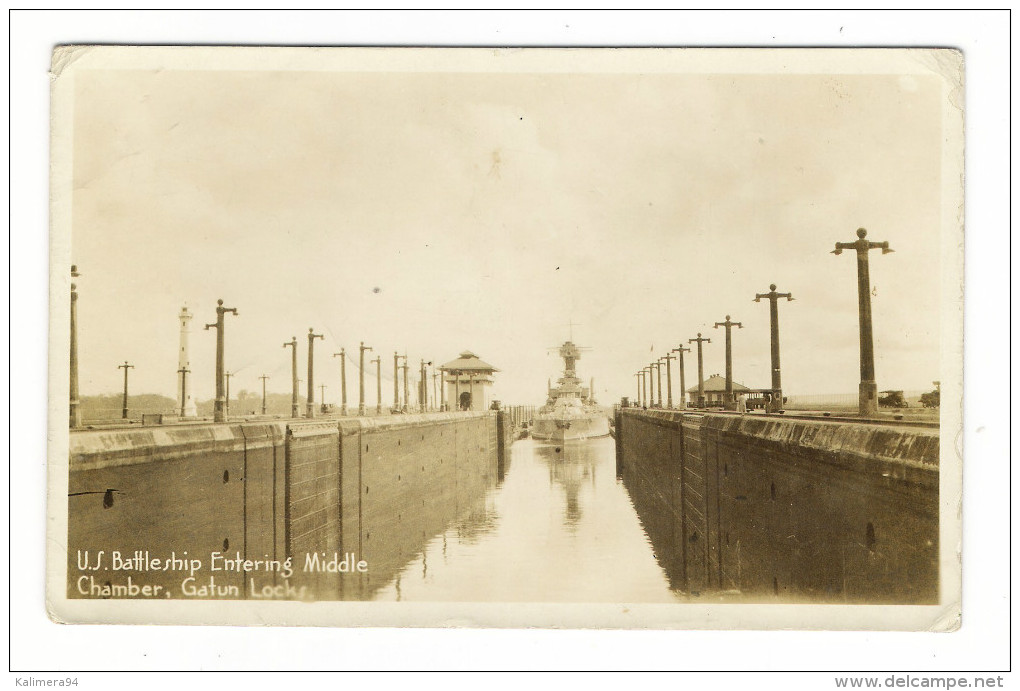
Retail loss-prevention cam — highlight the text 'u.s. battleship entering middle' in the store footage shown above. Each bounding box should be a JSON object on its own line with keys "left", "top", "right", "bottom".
{"left": 532, "top": 340, "right": 610, "bottom": 443}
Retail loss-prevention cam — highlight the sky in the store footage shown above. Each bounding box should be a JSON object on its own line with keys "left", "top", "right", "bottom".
{"left": 69, "top": 57, "right": 947, "bottom": 406}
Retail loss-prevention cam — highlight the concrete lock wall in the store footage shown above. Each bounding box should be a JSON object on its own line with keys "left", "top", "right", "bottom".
{"left": 336, "top": 412, "right": 498, "bottom": 599}
{"left": 66, "top": 411, "right": 499, "bottom": 600}
{"left": 616, "top": 409, "right": 939, "bottom": 603}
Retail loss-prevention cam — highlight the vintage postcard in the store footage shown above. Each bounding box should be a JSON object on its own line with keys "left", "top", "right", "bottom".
{"left": 47, "top": 46, "right": 963, "bottom": 629}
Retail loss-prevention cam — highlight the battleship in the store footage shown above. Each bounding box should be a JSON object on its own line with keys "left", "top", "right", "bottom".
{"left": 532, "top": 340, "right": 611, "bottom": 442}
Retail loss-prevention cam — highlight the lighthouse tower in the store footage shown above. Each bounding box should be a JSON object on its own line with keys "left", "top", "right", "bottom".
{"left": 178, "top": 306, "right": 197, "bottom": 417}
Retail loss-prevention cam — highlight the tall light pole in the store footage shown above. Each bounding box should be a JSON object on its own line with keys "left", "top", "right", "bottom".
{"left": 283, "top": 337, "right": 298, "bottom": 418}
{"left": 754, "top": 284, "right": 794, "bottom": 413}
{"left": 634, "top": 371, "right": 642, "bottom": 407}
{"left": 662, "top": 352, "right": 676, "bottom": 408}
{"left": 225, "top": 371, "right": 234, "bottom": 416}
{"left": 654, "top": 359, "right": 663, "bottom": 407}
{"left": 69, "top": 266, "right": 81, "bottom": 428}
{"left": 118, "top": 361, "right": 134, "bottom": 419}
{"left": 688, "top": 333, "right": 711, "bottom": 408}
{"left": 306, "top": 328, "right": 324, "bottom": 418}
{"left": 713, "top": 315, "right": 743, "bottom": 405}
{"left": 393, "top": 352, "right": 402, "bottom": 410}
{"left": 204, "top": 299, "right": 238, "bottom": 423}
{"left": 432, "top": 368, "right": 439, "bottom": 412}
{"left": 259, "top": 374, "right": 269, "bottom": 415}
{"left": 672, "top": 345, "right": 690, "bottom": 409}
{"left": 420, "top": 360, "right": 428, "bottom": 413}
{"left": 832, "top": 227, "right": 893, "bottom": 416}
{"left": 359, "top": 342, "right": 372, "bottom": 416}
{"left": 340, "top": 349, "right": 347, "bottom": 415}
{"left": 178, "top": 366, "right": 191, "bottom": 417}
{"left": 642, "top": 367, "right": 651, "bottom": 407}
{"left": 372, "top": 356, "right": 382, "bottom": 414}
{"left": 401, "top": 355, "right": 410, "bottom": 413}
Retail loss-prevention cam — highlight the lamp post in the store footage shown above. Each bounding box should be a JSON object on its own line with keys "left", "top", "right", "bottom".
{"left": 662, "top": 352, "right": 676, "bottom": 408}
{"left": 118, "top": 361, "right": 134, "bottom": 419}
{"left": 393, "top": 352, "right": 401, "bottom": 410}
{"left": 420, "top": 360, "right": 430, "bottom": 413}
{"left": 178, "top": 366, "right": 191, "bottom": 417}
{"left": 655, "top": 359, "right": 664, "bottom": 407}
{"left": 282, "top": 337, "right": 298, "bottom": 418}
{"left": 832, "top": 228, "right": 894, "bottom": 416}
{"left": 359, "top": 342, "right": 372, "bottom": 416}
{"left": 373, "top": 356, "right": 382, "bottom": 414}
{"left": 333, "top": 349, "right": 347, "bottom": 416}
{"left": 259, "top": 374, "right": 269, "bottom": 415}
{"left": 671, "top": 345, "right": 690, "bottom": 409}
{"left": 69, "top": 266, "right": 82, "bottom": 428}
{"left": 204, "top": 299, "right": 238, "bottom": 423}
{"left": 754, "top": 284, "right": 794, "bottom": 413}
{"left": 634, "top": 372, "right": 642, "bottom": 407}
{"left": 713, "top": 315, "right": 743, "bottom": 405}
{"left": 306, "top": 328, "right": 325, "bottom": 418}
{"left": 688, "top": 333, "right": 711, "bottom": 408}
{"left": 401, "top": 356, "right": 410, "bottom": 412}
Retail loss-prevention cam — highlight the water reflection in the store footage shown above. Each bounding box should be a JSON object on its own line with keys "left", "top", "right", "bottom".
{"left": 534, "top": 442, "right": 595, "bottom": 530}
{"left": 373, "top": 437, "right": 680, "bottom": 602}
{"left": 452, "top": 504, "right": 501, "bottom": 545}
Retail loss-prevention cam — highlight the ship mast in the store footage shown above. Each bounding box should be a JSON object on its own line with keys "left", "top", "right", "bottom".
{"left": 547, "top": 323, "right": 590, "bottom": 399}
{"left": 560, "top": 341, "right": 581, "bottom": 377}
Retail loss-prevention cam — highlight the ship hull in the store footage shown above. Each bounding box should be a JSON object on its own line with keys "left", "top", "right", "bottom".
{"left": 531, "top": 414, "right": 610, "bottom": 442}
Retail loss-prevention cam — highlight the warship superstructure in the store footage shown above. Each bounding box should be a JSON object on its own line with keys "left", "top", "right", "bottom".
{"left": 532, "top": 341, "right": 610, "bottom": 442}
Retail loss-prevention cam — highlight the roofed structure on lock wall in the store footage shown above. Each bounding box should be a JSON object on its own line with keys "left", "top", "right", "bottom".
{"left": 687, "top": 374, "right": 752, "bottom": 395}
{"left": 440, "top": 351, "right": 500, "bottom": 373}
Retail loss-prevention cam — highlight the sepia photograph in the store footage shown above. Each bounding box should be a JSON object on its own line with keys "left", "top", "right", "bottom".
{"left": 46, "top": 45, "right": 963, "bottom": 631}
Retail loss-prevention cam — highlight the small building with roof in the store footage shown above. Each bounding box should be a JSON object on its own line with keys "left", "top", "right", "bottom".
{"left": 687, "top": 374, "right": 752, "bottom": 407}
{"left": 439, "top": 351, "right": 499, "bottom": 411}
